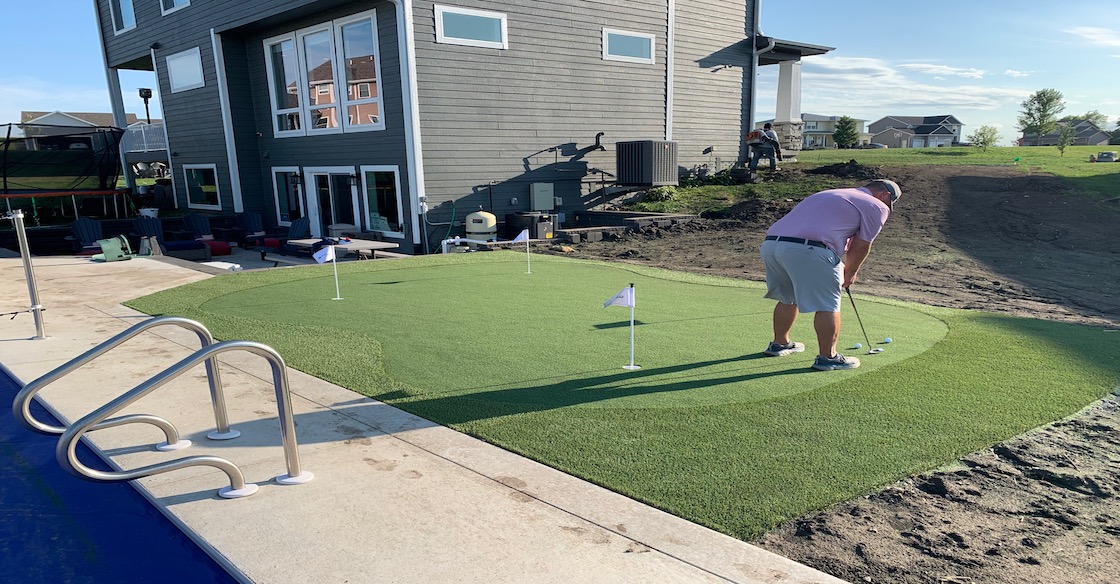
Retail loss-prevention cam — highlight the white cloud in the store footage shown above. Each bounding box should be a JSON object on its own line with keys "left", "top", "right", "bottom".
{"left": 1064, "top": 26, "right": 1120, "bottom": 47}
{"left": 1003, "top": 69, "right": 1030, "bottom": 78}
{"left": 899, "top": 63, "right": 986, "bottom": 79}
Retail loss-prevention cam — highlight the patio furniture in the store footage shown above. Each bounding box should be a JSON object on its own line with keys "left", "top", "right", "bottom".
{"left": 180, "top": 213, "right": 232, "bottom": 256}
{"left": 235, "top": 211, "right": 267, "bottom": 249}
{"left": 68, "top": 217, "right": 104, "bottom": 255}
{"left": 132, "top": 216, "right": 212, "bottom": 262}
{"left": 263, "top": 217, "right": 311, "bottom": 255}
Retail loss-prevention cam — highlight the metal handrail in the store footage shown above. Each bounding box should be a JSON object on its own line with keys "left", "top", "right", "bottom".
{"left": 12, "top": 316, "right": 239, "bottom": 442}
{"left": 56, "top": 340, "right": 313, "bottom": 499}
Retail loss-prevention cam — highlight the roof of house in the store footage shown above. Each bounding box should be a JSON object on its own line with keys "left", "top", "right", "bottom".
{"left": 875, "top": 114, "right": 963, "bottom": 127}
{"left": 1022, "top": 119, "right": 1107, "bottom": 139}
{"left": 20, "top": 111, "right": 160, "bottom": 127}
{"left": 757, "top": 113, "right": 869, "bottom": 124}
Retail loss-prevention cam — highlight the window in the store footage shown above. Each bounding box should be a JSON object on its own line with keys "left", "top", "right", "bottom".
{"left": 263, "top": 10, "right": 384, "bottom": 137}
{"left": 602, "top": 29, "right": 655, "bottom": 64}
{"left": 435, "top": 5, "right": 507, "bottom": 50}
{"left": 160, "top": 0, "right": 189, "bottom": 15}
{"left": 183, "top": 164, "right": 221, "bottom": 210}
{"left": 110, "top": 0, "right": 135, "bottom": 34}
{"left": 166, "top": 47, "right": 205, "bottom": 93}
{"left": 360, "top": 166, "right": 403, "bottom": 235}
{"left": 271, "top": 167, "right": 304, "bottom": 225}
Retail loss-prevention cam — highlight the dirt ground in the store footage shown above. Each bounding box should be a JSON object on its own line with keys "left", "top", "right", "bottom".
{"left": 546, "top": 163, "right": 1120, "bottom": 583}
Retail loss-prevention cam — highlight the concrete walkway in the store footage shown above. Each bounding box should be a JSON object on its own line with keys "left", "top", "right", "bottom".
{"left": 0, "top": 254, "right": 845, "bottom": 584}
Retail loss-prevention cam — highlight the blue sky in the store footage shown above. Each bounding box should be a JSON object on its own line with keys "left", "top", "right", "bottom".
{"left": 2, "top": 1, "right": 1117, "bottom": 146}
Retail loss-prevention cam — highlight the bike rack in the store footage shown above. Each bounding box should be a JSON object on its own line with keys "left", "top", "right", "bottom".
{"left": 13, "top": 316, "right": 240, "bottom": 445}
{"left": 56, "top": 340, "right": 313, "bottom": 499}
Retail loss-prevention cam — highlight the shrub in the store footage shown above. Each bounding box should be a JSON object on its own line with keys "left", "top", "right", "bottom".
{"left": 645, "top": 186, "right": 677, "bottom": 201}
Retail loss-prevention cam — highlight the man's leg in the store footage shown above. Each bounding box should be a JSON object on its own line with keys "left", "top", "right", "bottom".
{"left": 748, "top": 148, "right": 761, "bottom": 171}
{"left": 814, "top": 311, "right": 840, "bottom": 358}
{"left": 773, "top": 301, "right": 799, "bottom": 344}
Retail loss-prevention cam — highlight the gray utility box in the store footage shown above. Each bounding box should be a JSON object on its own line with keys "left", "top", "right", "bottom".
{"left": 505, "top": 212, "right": 554, "bottom": 240}
{"left": 616, "top": 140, "right": 678, "bottom": 187}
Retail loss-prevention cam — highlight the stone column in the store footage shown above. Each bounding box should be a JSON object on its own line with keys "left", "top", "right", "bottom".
{"left": 772, "top": 61, "right": 804, "bottom": 160}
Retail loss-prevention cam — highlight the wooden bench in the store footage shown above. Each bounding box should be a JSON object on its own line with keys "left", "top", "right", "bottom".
{"left": 260, "top": 250, "right": 307, "bottom": 267}
{"left": 354, "top": 249, "right": 410, "bottom": 260}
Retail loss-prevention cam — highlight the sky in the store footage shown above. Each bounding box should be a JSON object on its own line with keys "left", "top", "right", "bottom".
{"left": 1, "top": 1, "right": 1117, "bottom": 146}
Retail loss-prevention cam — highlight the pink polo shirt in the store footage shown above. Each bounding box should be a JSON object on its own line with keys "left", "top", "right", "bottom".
{"left": 765, "top": 187, "right": 890, "bottom": 256}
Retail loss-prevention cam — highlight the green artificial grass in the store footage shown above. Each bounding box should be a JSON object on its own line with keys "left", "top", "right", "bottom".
{"left": 126, "top": 252, "right": 1120, "bottom": 540}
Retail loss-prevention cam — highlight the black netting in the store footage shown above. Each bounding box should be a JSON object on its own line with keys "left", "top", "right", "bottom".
{"left": 2, "top": 123, "right": 124, "bottom": 194}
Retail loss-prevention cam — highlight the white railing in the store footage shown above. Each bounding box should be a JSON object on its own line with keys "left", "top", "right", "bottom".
{"left": 120, "top": 123, "right": 168, "bottom": 153}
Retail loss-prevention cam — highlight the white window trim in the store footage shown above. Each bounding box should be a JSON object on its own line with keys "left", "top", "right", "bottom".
{"left": 183, "top": 164, "right": 222, "bottom": 211}
{"left": 602, "top": 28, "right": 655, "bottom": 65}
{"left": 304, "top": 166, "right": 360, "bottom": 238}
{"left": 297, "top": 24, "right": 343, "bottom": 136}
{"left": 359, "top": 165, "right": 404, "bottom": 237}
{"left": 110, "top": 0, "right": 136, "bottom": 35}
{"left": 160, "top": 0, "right": 190, "bottom": 16}
{"left": 271, "top": 166, "right": 304, "bottom": 227}
{"left": 334, "top": 10, "right": 386, "bottom": 132}
{"left": 166, "top": 47, "right": 206, "bottom": 93}
{"left": 434, "top": 5, "right": 508, "bottom": 50}
{"left": 263, "top": 33, "right": 303, "bottom": 138}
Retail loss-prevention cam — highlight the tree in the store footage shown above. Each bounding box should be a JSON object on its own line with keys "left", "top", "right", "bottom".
{"left": 1017, "top": 88, "right": 1065, "bottom": 146}
{"left": 1058, "top": 110, "right": 1108, "bottom": 128}
{"left": 1056, "top": 123, "right": 1077, "bottom": 156}
{"left": 832, "top": 116, "right": 859, "bottom": 149}
{"left": 967, "top": 125, "right": 1002, "bottom": 151}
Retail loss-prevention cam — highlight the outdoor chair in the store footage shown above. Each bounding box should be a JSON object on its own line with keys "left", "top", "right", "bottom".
{"left": 68, "top": 217, "right": 104, "bottom": 255}
{"left": 235, "top": 211, "right": 267, "bottom": 249}
{"left": 131, "top": 215, "right": 212, "bottom": 262}
{"left": 180, "top": 213, "right": 231, "bottom": 256}
{"left": 263, "top": 216, "right": 311, "bottom": 255}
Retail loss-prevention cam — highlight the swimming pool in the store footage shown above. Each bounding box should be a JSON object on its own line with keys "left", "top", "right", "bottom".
{"left": 0, "top": 368, "right": 240, "bottom": 583}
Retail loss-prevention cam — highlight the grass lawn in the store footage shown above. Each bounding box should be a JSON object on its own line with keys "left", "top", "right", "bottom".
{"left": 126, "top": 252, "right": 1120, "bottom": 540}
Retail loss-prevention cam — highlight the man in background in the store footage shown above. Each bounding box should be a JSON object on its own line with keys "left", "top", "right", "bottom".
{"left": 749, "top": 122, "right": 782, "bottom": 172}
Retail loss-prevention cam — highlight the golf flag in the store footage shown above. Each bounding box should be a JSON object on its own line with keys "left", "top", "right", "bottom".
{"left": 603, "top": 287, "right": 634, "bottom": 308}
{"left": 511, "top": 229, "right": 529, "bottom": 243}
{"left": 313, "top": 245, "right": 335, "bottom": 264}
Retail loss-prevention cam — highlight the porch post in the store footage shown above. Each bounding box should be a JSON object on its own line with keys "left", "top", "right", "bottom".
{"left": 772, "top": 60, "right": 804, "bottom": 159}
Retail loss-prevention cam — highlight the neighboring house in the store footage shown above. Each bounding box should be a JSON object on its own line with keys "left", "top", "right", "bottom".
{"left": 1018, "top": 119, "right": 1112, "bottom": 147}
{"left": 868, "top": 115, "right": 964, "bottom": 148}
{"left": 756, "top": 114, "right": 869, "bottom": 149}
{"left": 91, "top": 0, "right": 830, "bottom": 250}
{"left": 20, "top": 111, "right": 160, "bottom": 128}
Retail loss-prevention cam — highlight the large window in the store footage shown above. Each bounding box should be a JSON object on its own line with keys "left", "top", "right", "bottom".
{"left": 110, "top": 0, "right": 135, "bottom": 34}
{"left": 263, "top": 10, "right": 384, "bottom": 138}
{"left": 435, "top": 5, "right": 507, "bottom": 50}
{"left": 160, "top": 0, "right": 189, "bottom": 15}
{"left": 166, "top": 47, "right": 206, "bottom": 93}
{"left": 183, "top": 164, "right": 221, "bottom": 210}
{"left": 271, "top": 167, "right": 304, "bottom": 225}
{"left": 360, "top": 165, "right": 403, "bottom": 235}
{"left": 602, "top": 29, "right": 655, "bottom": 64}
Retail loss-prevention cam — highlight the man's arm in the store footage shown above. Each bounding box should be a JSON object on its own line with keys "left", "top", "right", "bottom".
{"left": 842, "top": 237, "right": 873, "bottom": 288}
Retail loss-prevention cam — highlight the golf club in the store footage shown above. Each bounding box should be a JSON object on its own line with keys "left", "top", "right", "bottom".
{"left": 845, "top": 287, "right": 883, "bottom": 355}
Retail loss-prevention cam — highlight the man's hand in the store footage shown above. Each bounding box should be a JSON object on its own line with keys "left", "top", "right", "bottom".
{"left": 843, "top": 237, "right": 873, "bottom": 288}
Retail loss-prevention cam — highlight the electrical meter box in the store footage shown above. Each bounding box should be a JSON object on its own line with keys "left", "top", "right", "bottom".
{"left": 530, "top": 183, "right": 555, "bottom": 211}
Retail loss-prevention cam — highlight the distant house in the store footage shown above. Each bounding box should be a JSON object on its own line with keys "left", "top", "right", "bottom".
{"left": 20, "top": 111, "right": 160, "bottom": 128}
{"left": 88, "top": 0, "right": 832, "bottom": 248}
{"left": 756, "top": 114, "right": 869, "bottom": 149}
{"left": 868, "top": 115, "right": 964, "bottom": 148}
{"left": 1018, "top": 119, "right": 1112, "bottom": 147}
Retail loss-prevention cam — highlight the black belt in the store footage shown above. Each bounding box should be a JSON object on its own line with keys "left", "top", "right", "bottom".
{"left": 765, "top": 235, "right": 827, "bottom": 249}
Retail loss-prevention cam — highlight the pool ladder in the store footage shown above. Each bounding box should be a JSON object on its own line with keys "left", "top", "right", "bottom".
{"left": 12, "top": 316, "right": 313, "bottom": 498}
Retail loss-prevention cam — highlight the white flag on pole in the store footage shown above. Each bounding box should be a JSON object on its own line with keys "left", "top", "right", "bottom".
{"left": 313, "top": 245, "right": 335, "bottom": 264}
{"left": 603, "top": 287, "right": 634, "bottom": 308}
{"left": 511, "top": 229, "right": 529, "bottom": 243}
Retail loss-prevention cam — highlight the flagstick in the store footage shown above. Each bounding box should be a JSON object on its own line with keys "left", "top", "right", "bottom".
{"left": 525, "top": 238, "right": 531, "bottom": 274}
{"left": 623, "top": 283, "right": 640, "bottom": 370}
{"left": 330, "top": 246, "right": 343, "bottom": 300}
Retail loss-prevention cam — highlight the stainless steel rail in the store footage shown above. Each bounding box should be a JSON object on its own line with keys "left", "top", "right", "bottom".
{"left": 56, "top": 340, "right": 313, "bottom": 499}
{"left": 13, "top": 316, "right": 239, "bottom": 442}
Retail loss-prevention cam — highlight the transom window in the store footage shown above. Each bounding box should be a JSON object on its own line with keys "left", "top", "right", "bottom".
{"left": 602, "top": 28, "right": 655, "bottom": 64}
{"left": 435, "top": 5, "right": 507, "bottom": 50}
{"left": 110, "top": 0, "right": 135, "bottom": 34}
{"left": 166, "top": 47, "right": 206, "bottom": 93}
{"left": 183, "top": 164, "right": 221, "bottom": 210}
{"left": 263, "top": 9, "right": 385, "bottom": 138}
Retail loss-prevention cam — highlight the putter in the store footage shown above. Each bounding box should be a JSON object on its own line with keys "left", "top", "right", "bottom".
{"left": 845, "top": 287, "right": 883, "bottom": 354}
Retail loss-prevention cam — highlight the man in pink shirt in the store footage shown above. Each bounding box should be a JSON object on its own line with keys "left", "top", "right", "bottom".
{"left": 759, "top": 179, "right": 902, "bottom": 370}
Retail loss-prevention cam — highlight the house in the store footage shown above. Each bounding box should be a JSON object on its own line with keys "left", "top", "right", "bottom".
{"left": 868, "top": 115, "right": 964, "bottom": 148}
{"left": 756, "top": 114, "right": 869, "bottom": 149}
{"left": 91, "top": 0, "right": 830, "bottom": 250}
{"left": 1018, "top": 119, "right": 1113, "bottom": 147}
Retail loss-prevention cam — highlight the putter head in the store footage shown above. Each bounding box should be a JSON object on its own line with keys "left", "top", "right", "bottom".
{"left": 868, "top": 348, "right": 885, "bottom": 354}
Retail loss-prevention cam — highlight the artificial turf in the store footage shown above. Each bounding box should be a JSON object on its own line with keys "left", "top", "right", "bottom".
{"left": 125, "top": 251, "right": 1120, "bottom": 540}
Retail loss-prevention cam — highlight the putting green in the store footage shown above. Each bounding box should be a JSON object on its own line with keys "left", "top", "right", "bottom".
{"left": 198, "top": 253, "right": 947, "bottom": 409}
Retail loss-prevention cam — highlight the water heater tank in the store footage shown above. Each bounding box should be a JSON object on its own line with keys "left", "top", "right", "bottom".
{"left": 465, "top": 207, "right": 497, "bottom": 241}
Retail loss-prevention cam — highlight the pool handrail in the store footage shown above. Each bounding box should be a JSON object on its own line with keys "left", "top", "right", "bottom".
{"left": 56, "top": 340, "right": 312, "bottom": 499}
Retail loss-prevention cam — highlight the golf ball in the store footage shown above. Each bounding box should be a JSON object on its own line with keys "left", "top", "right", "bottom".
{"left": 884, "top": 337, "right": 893, "bottom": 344}
{"left": 853, "top": 342, "right": 862, "bottom": 349}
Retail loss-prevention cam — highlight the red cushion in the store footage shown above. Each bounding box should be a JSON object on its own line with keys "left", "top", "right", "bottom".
{"left": 201, "top": 240, "right": 232, "bottom": 256}
{"left": 264, "top": 237, "right": 281, "bottom": 249}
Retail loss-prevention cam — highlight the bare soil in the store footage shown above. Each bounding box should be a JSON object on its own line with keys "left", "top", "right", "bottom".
{"left": 546, "top": 164, "right": 1120, "bottom": 584}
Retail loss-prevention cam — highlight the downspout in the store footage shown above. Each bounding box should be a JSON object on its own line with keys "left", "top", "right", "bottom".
{"left": 390, "top": 0, "right": 426, "bottom": 250}
{"left": 665, "top": 0, "right": 675, "bottom": 141}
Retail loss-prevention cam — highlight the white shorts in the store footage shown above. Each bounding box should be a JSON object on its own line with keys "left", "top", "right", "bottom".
{"left": 760, "top": 239, "right": 843, "bottom": 313}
